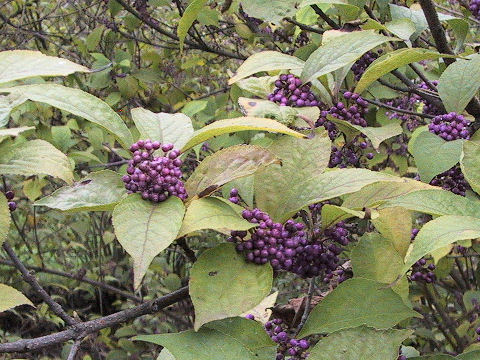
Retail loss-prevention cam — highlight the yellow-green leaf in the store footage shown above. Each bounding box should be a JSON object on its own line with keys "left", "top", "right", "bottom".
{"left": 190, "top": 243, "right": 273, "bottom": 330}
{"left": 181, "top": 117, "right": 306, "bottom": 151}
{"left": 185, "top": 145, "right": 279, "bottom": 197}
{"left": 229, "top": 51, "right": 305, "bottom": 85}
{"left": 0, "top": 50, "right": 90, "bottom": 84}
{"left": 0, "top": 284, "right": 33, "bottom": 312}
{"left": 0, "top": 140, "right": 73, "bottom": 184}
{"left": 113, "top": 194, "right": 185, "bottom": 289}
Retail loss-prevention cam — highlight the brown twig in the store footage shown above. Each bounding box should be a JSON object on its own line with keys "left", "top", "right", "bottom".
{"left": 2, "top": 242, "right": 77, "bottom": 326}
{"left": 310, "top": 5, "right": 340, "bottom": 29}
{"left": 0, "top": 286, "right": 189, "bottom": 353}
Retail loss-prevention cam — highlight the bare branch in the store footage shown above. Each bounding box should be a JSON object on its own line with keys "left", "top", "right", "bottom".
{"left": 0, "top": 286, "right": 189, "bottom": 353}
{"left": 2, "top": 242, "right": 77, "bottom": 326}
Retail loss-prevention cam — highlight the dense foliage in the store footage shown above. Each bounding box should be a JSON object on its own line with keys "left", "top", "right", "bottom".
{"left": 1, "top": 0, "right": 480, "bottom": 359}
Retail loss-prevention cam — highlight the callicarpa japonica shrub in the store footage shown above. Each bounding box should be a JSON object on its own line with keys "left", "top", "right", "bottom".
{"left": 1, "top": 1, "right": 480, "bottom": 359}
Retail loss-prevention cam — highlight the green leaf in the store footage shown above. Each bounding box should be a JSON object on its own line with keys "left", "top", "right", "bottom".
{"left": 178, "top": 197, "right": 255, "bottom": 238}
{"left": 185, "top": 145, "right": 279, "bottom": 197}
{"left": 0, "top": 93, "right": 27, "bottom": 127}
{"left": 329, "top": 117, "right": 402, "bottom": 150}
{"left": 0, "top": 126, "right": 34, "bottom": 142}
{"left": 229, "top": 52, "right": 305, "bottom": 85}
{"left": 238, "top": 97, "right": 320, "bottom": 126}
{"left": 342, "top": 180, "right": 435, "bottom": 209}
{"left": 259, "top": 167, "right": 401, "bottom": 223}
{"left": 371, "top": 207, "right": 412, "bottom": 258}
{"left": 23, "top": 178, "right": 48, "bottom": 202}
{"left": 409, "top": 130, "right": 464, "bottom": 182}
{"left": 355, "top": 48, "right": 449, "bottom": 94}
{"left": 240, "top": 292, "right": 278, "bottom": 325}
{"left": 181, "top": 117, "right": 306, "bottom": 151}
{"left": 0, "top": 284, "right": 33, "bottom": 312}
{"left": 0, "top": 50, "right": 90, "bottom": 84}
{"left": 301, "top": 30, "right": 394, "bottom": 83}
{"left": 135, "top": 321, "right": 275, "bottom": 360}
{"left": 157, "top": 349, "right": 176, "bottom": 360}
{"left": 457, "top": 351, "right": 480, "bottom": 359}
{"left": 389, "top": 4, "right": 455, "bottom": 40}
{"left": 181, "top": 100, "right": 208, "bottom": 117}
{"left": 190, "top": 243, "right": 272, "bottom": 330}
{"left": 255, "top": 129, "right": 331, "bottom": 221}
{"left": 177, "top": 0, "right": 207, "bottom": 51}
{"left": 351, "top": 233, "right": 408, "bottom": 300}
{"left": 131, "top": 108, "right": 194, "bottom": 149}
{"left": 86, "top": 26, "right": 104, "bottom": 51}
{"left": 241, "top": 0, "right": 298, "bottom": 23}
{"left": 308, "top": 326, "right": 412, "bottom": 360}
{"left": 321, "top": 204, "right": 367, "bottom": 230}
{"left": 2, "top": 84, "right": 133, "bottom": 149}
{"left": 385, "top": 18, "right": 416, "bottom": 41}
{"left": 197, "top": 8, "right": 219, "bottom": 26}
{"left": 461, "top": 140, "right": 480, "bottom": 195}
{"left": 0, "top": 140, "right": 73, "bottom": 184}
{"left": 35, "top": 170, "right": 126, "bottom": 212}
{"left": 0, "top": 193, "right": 10, "bottom": 247}
{"left": 401, "top": 215, "right": 480, "bottom": 275}
{"left": 379, "top": 189, "right": 480, "bottom": 217}
{"left": 299, "top": 278, "right": 418, "bottom": 338}
{"left": 235, "top": 76, "right": 276, "bottom": 98}
{"left": 112, "top": 194, "right": 185, "bottom": 289}
{"left": 206, "top": 317, "right": 276, "bottom": 358}
{"left": 438, "top": 55, "right": 480, "bottom": 113}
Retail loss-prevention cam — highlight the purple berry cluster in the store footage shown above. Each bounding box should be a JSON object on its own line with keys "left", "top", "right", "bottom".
{"left": 386, "top": 96, "right": 425, "bottom": 132}
{"left": 385, "top": 81, "right": 443, "bottom": 131}
{"left": 228, "top": 191, "right": 352, "bottom": 278}
{"left": 268, "top": 74, "right": 320, "bottom": 107}
{"left": 409, "top": 258, "right": 436, "bottom": 283}
{"left": 429, "top": 165, "right": 470, "bottom": 196}
{"left": 262, "top": 317, "right": 310, "bottom": 360}
{"left": 470, "top": 0, "right": 480, "bottom": 20}
{"left": 1, "top": 187, "right": 16, "bottom": 212}
{"left": 329, "top": 139, "right": 374, "bottom": 168}
{"left": 316, "top": 92, "right": 369, "bottom": 140}
{"left": 413, "top": 81, "right": 443, "bottom": 117}
{"left": 428, "top": 112, "right": 471, "bottom": 141}
{"left": 122, "top": 140, "right": 187, "bottom": 202}
{"left": 351, "top": 50, "right": 382, "bottom": 81}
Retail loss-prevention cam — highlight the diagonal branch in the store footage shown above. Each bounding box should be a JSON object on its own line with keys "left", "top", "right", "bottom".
{"left": 418, "top": 0, "right": 480, "bottom": 118}
{"left": 2, "top": 242, "right": 77, "bottom": 327}
{"left": 114, "top": 0, "right": 246, "bottom": 60}
{"left": 0, "top": 286, "right": 189, "bottom": 353}
{"left": 310, "top": 4, "right": 340, "bottom": 29}
{"left": 0, "top": 258, "right": 141, "bottom": 303}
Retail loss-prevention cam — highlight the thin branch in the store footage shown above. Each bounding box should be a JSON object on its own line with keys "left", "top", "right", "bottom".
{"left": 362, "top": 97, "right": 435, "bottom": 119}
{"left": 114, "top": 0, "right": 246, "bottom": 60}
{"left": 0, "top": 258, "right": 141, "bottom": 302}
{"left": 295, "top": 277, "right": 316, "bottom": 336}
{"left": 419, "top": 0, "right": 480, "bottom": 118}
{"left": 423, "top": 284, "right": 466, "bottom": 352}
{"left": 176, "top": 237, "right": 197, "bottom": 263}
{"left": 408, "top": 64, "right": 437, "bottom": 92}
{"left": 418, "top": 0, "right": 454, "bottom": 64}
{"left": 67, "top": 339, "right": 82, "bottom": 360}
{"left": 285, "top": 18, "right": 325, "bottom": 34}
{"left": 0, "top": 286, "right": 189, "bottom": 353}
{"left": 310, "top": 5, "right": 340, "bottom": 29}
{"left": 2, "top": 242, "right": 77, "bottom": 326}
